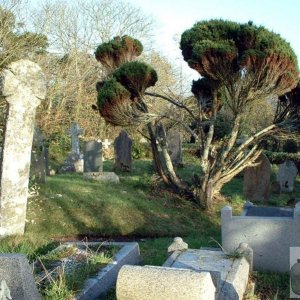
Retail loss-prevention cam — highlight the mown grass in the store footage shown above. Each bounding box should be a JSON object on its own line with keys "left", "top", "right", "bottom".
{"left": 0, "top": 152, "right": 298, "bottom": 299}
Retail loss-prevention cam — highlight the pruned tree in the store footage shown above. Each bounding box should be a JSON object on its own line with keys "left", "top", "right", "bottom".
{"left": 94, "top": 20, "right": 299, "bottom": 209}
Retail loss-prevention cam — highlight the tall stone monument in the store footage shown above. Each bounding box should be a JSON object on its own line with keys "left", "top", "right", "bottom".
{"left": 167, "top": 129, "right": 182, "bottom": 166}
{"left": 61, "top": 122, "right": 84, "bottom": 173}
{"left": 68, "top": 122, "right": 84, "bottom": 155}
{"left": 0, "top": 60, "right": 46, "bottom": 237}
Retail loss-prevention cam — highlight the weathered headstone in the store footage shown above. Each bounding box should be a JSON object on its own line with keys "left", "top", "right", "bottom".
{"left": 167, "top": 129, "right": 182, "bottom": 166}
{"left": 243, "top": 153, "right": 271, "bottom": 203}
{"left": 114, "top": 131, "right": 132, "bottom": 172}
{"left": 68, "top": 122, "right": 84, "bottom": 155}
{"left": 60, "top": 122, "right": 84, "bottom": 173}
{"left": 0, "top": 254, "right": 40, "bottom": 299}
{"left": 0, "top": 60, "right": 46, "bottom": 236}
{"left": 84, "top": 140, "right": 103, "bottom": 172}
{"left": 277, "top": 160, "right": 298, "bottom": 192}
{"left": 31, "top": 127, "right": 46, "bottom": 183}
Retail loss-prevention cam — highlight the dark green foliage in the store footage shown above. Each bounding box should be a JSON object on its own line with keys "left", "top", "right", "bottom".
{"left": 264, "top": 151, "right": 300, "bottom": 172}
{"left": 132, "top": 140, "right": 152, "bottom": 159}
{"left": 112, "top": 61, "right": 158, "bottom": 97}
{"left": 97, "top": 78, "right": 130, "bottom": 109}
{"left": 95, "top": 35, "right": 143, "bottom": 70}
{"left": 191, "top": 78, "right": 213, "bottom": 99}
{"left": 180, "top": 19, "right": 298, "bottom": 70}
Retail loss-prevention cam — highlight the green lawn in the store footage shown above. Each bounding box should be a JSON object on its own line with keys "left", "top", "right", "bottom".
{"left": 0, "top": 157, "right": 298, "bottom": 299}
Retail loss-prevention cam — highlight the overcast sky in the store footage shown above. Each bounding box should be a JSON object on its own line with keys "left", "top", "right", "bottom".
{"left": 127, "top": 0, "right": 300, "bottom": 78}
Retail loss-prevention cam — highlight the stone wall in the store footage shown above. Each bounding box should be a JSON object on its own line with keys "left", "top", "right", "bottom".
{"left": 221, "top": 202, "right": 300, "bottom": 272}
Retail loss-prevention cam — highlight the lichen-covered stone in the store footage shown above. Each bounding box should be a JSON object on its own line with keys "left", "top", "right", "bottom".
{"left": 0, "top": 60, "right": 46, "bottom": 237}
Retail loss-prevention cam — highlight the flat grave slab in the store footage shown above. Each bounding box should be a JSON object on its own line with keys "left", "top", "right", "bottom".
{"left": 245, "top": 206, "right": 293, "bottom": 217}
{"left": 163, "top": 247, "right": 250, "bottom": 300}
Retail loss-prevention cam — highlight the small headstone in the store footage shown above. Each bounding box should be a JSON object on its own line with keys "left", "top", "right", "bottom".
{"left": 31, "top": 127, "right": 46, "bottom": 183}
{"left": 114, "top": 131, "right": 132, "bottom": 172}
{"left": 167, "top": 129, "right": 182, "bottom": 166}
{"left": 243, "top": 153, "right": 271, "bottom": 203}
{"left": 84, "top": 141, "right": 103, "bottom": 172}
{"left": 0, "top": 254, "right": 40, "bottom": 299}
{"left": 102, "top": 139, "right": 112, "bottom": 150}
{"left": 277, "top": 160, "right": 298, "bottom": 192}
{"left": 68, "top": 122, "right": 84, "bottom": 155}
{"left": 61, "top": 153, "right": 83, "bottom": 173}
{"left": 0, "top": 59, "right": 46, "bottom": 236}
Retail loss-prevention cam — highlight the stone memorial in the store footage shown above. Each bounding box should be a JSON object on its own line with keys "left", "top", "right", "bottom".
{"left": 167, "top": 129, "right": 182, "bottom": 166}
{"left": 163, "top": 238, "right": 252, "bottom": 300}
{"left": 114, "top": 131, "right": 132, "bottom": 172}
{"left": 0, "top": 254, "right": 40, "bottom": 299}
{"left": 222, "top": 201, "right": 300, "bottom": 272}
{"left": 277, "top": 160, "right": 298, "bottom": 192}
{"left": 117, "top": 265, "right": 215, "bottom": 300}
{"left": 61, "top": 122, "right": 84, "bottom": 173}
{"left": 31, "top": 127, "right": 47, "bottom": 183}
{"left": 68, "top": 122, "right": 84, "bottom": 155}
{"left": 83, "top": 140, "right": 119, "bottom": 183}
{"left": 0, "top": 59, "right": 46, "bottom": 237}
{"left": 84, "top": 140, "right": 103, "bottom": 173}
{"left": 243, "top": 153, "right": 271, "bottom": 203}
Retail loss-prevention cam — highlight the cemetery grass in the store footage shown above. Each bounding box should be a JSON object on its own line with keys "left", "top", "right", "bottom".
{"left": 0, "top": 158, "right": 298, "bottom": 299}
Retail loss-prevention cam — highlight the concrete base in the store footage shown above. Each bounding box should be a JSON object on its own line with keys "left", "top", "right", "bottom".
{"left": 83, "top": 172, "right": 119, "bottom": 183}
{"left": 163, "top": 247, "right": 250, "bottom": 300}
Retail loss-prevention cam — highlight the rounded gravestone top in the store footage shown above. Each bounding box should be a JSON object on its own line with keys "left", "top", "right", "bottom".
{"left": 0, "top": 59, "right": 46, "bottom": 103}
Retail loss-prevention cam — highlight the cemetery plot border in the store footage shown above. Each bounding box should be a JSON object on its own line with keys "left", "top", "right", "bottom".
{"left": 36, "top": 241, "right": 140, "bottom": 300}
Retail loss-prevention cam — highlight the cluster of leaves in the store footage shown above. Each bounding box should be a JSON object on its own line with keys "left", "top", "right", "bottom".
{"left": 95, "top": 35, "right": 143, "bottom": 72}
{"left": 95, "top": 36, "right": 158, "bottom": 126}
{"left": 180, "top": 19, "right": 299, "bottom": 107}
{"left": 264, "top": 150, "right": 300, "bottom": 172}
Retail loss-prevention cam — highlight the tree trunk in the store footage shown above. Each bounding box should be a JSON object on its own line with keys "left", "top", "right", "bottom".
{"left": 193, "top": 179, "right": 214, "bottom": 210}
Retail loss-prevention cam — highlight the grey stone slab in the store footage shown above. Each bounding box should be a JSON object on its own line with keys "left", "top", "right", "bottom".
{"left": 245, "top": 206, "right": 293, "bottom": 217}
{"left": 114, "top": 131, "right": 132, "bottom": 172}
{"left": 164, "top": 247, "right": 250, "bottom": 300}
{"left": 83, "top": 172, "right": 119, "bottom": 183}
{"left": 221, "top": 203, "right": 300, "bottom": 272}
{"left": 84, "top": 141, "right": 103, "bottom": 172}
{"left": 243, "top": 153, "right": 271, "bottom": 203}
{"left": 116, "top": 265, "right": 215, "bottom": 300}
{"left": 0, "top": 60, "right": 46, "bottom": 237}
{"left": 277, "top": 160, "right": 298, "bottom": 192}
{"left": 0, "top": 254, "right": 40, "bottom": 300}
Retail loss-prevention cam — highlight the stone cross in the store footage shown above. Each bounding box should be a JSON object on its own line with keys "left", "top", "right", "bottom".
{"left": 0, "top": 60, "right": 46, "bottom": 237}
{"left": 68, "top": 122, "right": 84, "bottom": 155}
{"left": 102, "top": 139, "right": 111, "bottom": 150}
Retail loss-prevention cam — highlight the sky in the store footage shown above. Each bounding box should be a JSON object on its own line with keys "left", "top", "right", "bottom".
{"left": 126, "top": 0, "right": 300, "bottom": 78}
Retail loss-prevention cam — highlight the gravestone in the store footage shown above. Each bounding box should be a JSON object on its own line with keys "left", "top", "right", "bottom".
{"left": 277, "top": 160, "right": 298, "bottom": 192}
{"left": 0, "top": 254, "right": 40, "bottom": 299}
{"left": 114, "top": 131, "right": 132, "bottom": 172}
{"left": 68, "top": 122, "right": 84, "bottom": 155}
{"left": 243, "top": 153, "right": 271, "bottom": 203}
{"left": 167, "top": 129, "right": 182, "bottom": 166}
{"left": 84, "top": 140, "right": 103, "bottom": 172}
{"left": 0, "top": 60, "right": 46, "bottom": 237}
{"left": 31, "top": 127, "right": 46, "bottom": 183}
{"left": 61, "top": 122, "right": 84, "bottom": 173}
